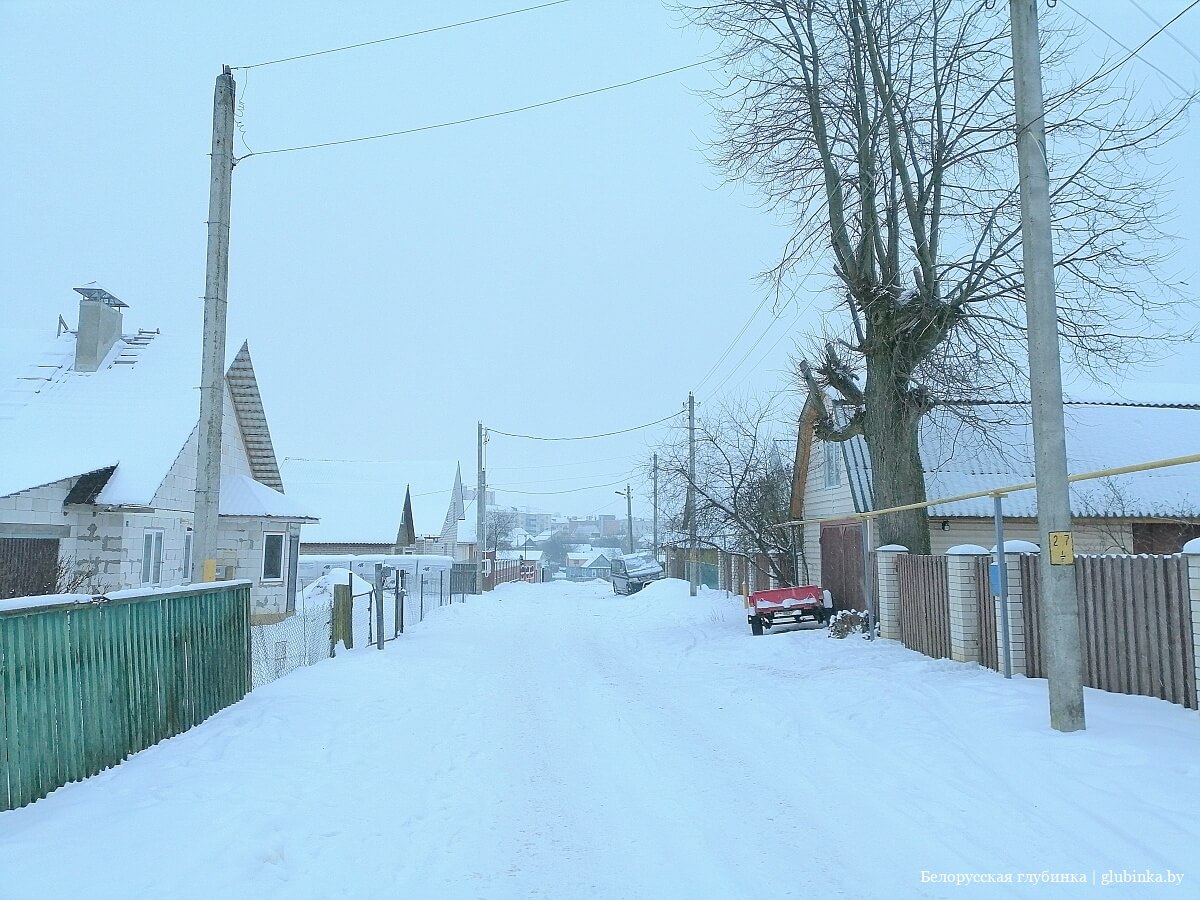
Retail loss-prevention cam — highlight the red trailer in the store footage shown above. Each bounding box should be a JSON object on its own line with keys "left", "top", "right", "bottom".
{"left": 746, "top": 585, "right": 830, "bottom": 636}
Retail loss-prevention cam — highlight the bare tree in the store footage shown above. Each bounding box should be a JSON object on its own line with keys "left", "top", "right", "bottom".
{"left": 686, "top": 0, "right": 1190, "bottom": 552}
{"left": 654, "top": 395, "right": 805, "bottom": 585}
{"left": 485, "top": 508, "right": 519, "bottom": 552}
{"left": 0, "top": 553, "right": 106, "bottom": 600}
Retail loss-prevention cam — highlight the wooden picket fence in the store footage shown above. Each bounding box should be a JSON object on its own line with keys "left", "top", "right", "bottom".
{"left": 897, "top": 555, "right": 952, "bottom": 660}
{"left": 0, "top": 583, "right": 250, "bottom": 811}
{"left": 1020, "top": 554, "right": 1196, "bottom": 709}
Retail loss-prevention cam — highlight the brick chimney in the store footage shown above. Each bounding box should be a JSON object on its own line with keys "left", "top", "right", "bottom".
{"left": 72, "top": 287, "right": 127, "bottom": 372}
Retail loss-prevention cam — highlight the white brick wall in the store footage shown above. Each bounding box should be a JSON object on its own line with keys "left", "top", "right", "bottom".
{"left": 875, "top": 546, "right": 907, "bottom": 641}
{"left": 947, "top": 549, "right": 990, "bottom": 664}
{"left": 1186, "top": 551, "right": 1200, "bottom": 713}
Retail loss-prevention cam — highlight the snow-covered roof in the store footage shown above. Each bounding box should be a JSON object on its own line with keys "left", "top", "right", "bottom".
{"left": 220, "top": 474, "right": 317, "bottom": 521}
{"left": 283, "top": 458, "right": 461, "bottom": 544}
{"left": 831, "top": 402, "right": 1200, "bottom": 518}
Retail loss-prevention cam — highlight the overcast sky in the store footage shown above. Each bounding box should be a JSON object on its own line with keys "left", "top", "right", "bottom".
{"left": 2, "top": 0, "right": 1198, "bottom": 524}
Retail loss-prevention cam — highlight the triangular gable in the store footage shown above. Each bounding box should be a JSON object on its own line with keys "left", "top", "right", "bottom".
{"left": 397, "top": 487, "right": 417, "bottom": 547}
{"left": 226, "top": 342, "right": 283, "bottom": 491}
{"left": 440, "top": 464, "right": 466, "bottom": 544}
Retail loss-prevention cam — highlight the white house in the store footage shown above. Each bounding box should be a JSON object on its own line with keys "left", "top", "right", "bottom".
{"left": 0, "top": 288, "right": 316, "bottom": 614}
{"left": 790, "top": 395, "right": 1200, "bottom": 607}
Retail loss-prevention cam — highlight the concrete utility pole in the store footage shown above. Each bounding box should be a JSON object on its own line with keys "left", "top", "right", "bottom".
{"left": 192, "top": 66, "right": 236, "bottom": 582}
{"left": 688, "top": 392, "right": 698, "bottom": 597}
{"left": 1009, "top": 0, "right": 1086, "bottom": 732}
{"left": 625, "top": 485, "right": 634, "bottom": 555}
{"left": 652, "top": 453, "right": 659, "bottom": 558}
{"left": 477, "top": 422, "right": 487, "bottom": 593}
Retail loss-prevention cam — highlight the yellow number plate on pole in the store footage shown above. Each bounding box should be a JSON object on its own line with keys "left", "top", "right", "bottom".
{"left": 1048, "top": 531, "right": 1074, "bottom": 565}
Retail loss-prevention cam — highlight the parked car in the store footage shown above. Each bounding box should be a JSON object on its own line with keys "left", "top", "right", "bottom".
{"left": 611, "top": 551, "right": 665, "bottom": 595}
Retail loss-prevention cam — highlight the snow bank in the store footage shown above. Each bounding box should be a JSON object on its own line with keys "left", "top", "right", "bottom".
{"left": 2, "top": 579, "right": 1197, "bottom": 899}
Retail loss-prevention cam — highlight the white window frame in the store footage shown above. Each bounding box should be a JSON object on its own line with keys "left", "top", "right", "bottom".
{"left": 182, "top": 528, "right": 193, "bottom": 580}
{"left": 824, "top": 441, "right": 842, "bottom": 489}
{"left": 262, "top": 531, "right": 285, "bottom": 582}
{"left": 141, "top": 529, "right": 164, "bottom": 585}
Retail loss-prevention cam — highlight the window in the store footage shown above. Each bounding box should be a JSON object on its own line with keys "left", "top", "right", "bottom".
{"left": 262, "top": 532, "right": 285, "bottom": 582}
{"left": 182, "top": 529, "right": 193, "bottom": 580}
{"left": 141, "top": 529, "right": 164, "bottom": 585}
{"left": 824, "top": 441, "right": 842, "bottom": 489}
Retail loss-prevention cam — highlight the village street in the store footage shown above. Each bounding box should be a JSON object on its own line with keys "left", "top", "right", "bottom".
{"left": 2, "top": 579, "right": 1197, "bottom": 899}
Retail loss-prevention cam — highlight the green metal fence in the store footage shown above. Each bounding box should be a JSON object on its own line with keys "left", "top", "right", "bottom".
{"left": 0, "top": 582, "right": 250, "bottom": 811}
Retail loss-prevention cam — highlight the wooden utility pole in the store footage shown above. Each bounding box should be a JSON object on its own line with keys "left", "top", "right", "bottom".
{"left": 688, "top": 392, "right": 698, "bottom": 596}
{"left": 1009, "top": 0, "right": 1085, "bottom": 731}
{"left": 192, "top": 66, "right": 236, "bottom": 582}
{"left": 477, "top": 422, "right": 487, "bottom": 594}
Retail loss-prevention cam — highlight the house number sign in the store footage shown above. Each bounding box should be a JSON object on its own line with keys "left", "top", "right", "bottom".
{"left": 1048, "top": 531, "right": 1075, "bottom": 565}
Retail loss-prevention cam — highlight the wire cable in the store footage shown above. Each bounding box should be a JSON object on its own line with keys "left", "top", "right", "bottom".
{"left": 488, "top": 410, "right": 684, "bottom": 441}
{"left": 1058, "top": 1, "right": 1188, "bottom": 92}
{"left": 493, "top": 476, "right": 633, "bottom": 496}
{"left": 1128, "top": 0, "right": 1200, "bottom": 67}
{"left": 234, "top": 0, "right": 575, "bottom": 70}
{"left": 239, "top": 60, "right": 715, "bottom": 160}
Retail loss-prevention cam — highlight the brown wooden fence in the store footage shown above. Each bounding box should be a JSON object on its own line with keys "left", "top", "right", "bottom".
{"left": 897, "top": 555, "right": 952, "bottom": 660}
{"left": 973, "top": 556, "right": 1000, "bottom": 671}
{"left": 1020, "top": 554, "right": 1196, "bottom": 710}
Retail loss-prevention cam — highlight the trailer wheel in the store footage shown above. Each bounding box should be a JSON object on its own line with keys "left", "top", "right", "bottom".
{"left": 750, "top": 617, "right": 764, "bottom": 636}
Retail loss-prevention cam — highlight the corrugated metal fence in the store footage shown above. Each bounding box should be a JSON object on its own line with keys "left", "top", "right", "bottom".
{"left": 1020, "top": 554, "right": 1196, "bottom": 710}
{"left": 897, "top": 555, "right": 952, "bottom": 660}
{"left": 0, "top": 582, "right": 250, "bottom": 811}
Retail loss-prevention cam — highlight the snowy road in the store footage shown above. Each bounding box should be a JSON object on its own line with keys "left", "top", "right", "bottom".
{"left": 2, "top": 579, "right": 1198, "bottom": 899}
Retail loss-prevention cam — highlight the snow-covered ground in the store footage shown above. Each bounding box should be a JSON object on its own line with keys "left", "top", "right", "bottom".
{"left": 2, "top": 579, "right": 1197, "bottom": 898}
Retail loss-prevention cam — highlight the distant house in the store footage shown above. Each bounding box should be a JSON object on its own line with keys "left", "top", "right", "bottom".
{"left": 790, "top": 396, "right": 1200, "bottom": 609}
{"left": 565, "top": 550, "right": 614, "bottom": 580}
{"left": 286, "top": 459, "right": 465, "bottom": 557}
{"left": 0, "top": 288, "right": 316, "bottom": 614}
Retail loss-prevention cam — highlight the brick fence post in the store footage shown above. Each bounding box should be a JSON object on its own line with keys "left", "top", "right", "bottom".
{"left": 875, "top": 544, "right": 908, "bottom": 641}
{"left": 946, "top": 544, "right": 990, "bottom": 664}
{"left": 1184, "top": 538, "right": 1200, "bottom": 712}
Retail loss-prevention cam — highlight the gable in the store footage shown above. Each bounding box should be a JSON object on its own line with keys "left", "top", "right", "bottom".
{"left": 226, "top": 342, "right": 283, "bottom": 491}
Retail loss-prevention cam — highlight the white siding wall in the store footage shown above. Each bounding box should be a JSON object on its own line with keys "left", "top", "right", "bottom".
{"left": 800, "top": 440, "right": 858, "bottom": 586}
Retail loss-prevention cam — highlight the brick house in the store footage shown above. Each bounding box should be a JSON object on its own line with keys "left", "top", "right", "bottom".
{"left": 0, "top": 288, "right": 316, "bottom": 614}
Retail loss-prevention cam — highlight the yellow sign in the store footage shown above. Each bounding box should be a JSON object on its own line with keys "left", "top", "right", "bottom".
{"left": 1049, "top": 531, "right": 1075, "bottom": 566}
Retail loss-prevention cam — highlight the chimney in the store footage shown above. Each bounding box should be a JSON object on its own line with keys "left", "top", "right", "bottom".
{"left": 72, "top": 287, "right": 128, "bottom": 372}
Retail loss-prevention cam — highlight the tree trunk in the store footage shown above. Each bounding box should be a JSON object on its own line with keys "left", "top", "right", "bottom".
{"left": 862, "top": 357, "right": 931, "bottom": 554}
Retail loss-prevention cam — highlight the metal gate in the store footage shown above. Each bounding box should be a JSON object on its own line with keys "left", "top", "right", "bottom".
{"left": 0, "top": 537, "right": 61, "bottom": 599}
{"left": 450, "top": 563, "right": 478, "bottom": 596}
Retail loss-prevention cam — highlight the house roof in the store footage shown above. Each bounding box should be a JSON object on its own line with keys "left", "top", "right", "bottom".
{"left": 219, "top": 474, "right": 316, "bottom": 521}
{"left": 282, "top": 458, "right": 461, "bottom": 544}
{"left": 0, "top": 307, "right": 289, "bottom": 512}
{"left": 821, "top": 401, "right": 1200, "bottom": 519}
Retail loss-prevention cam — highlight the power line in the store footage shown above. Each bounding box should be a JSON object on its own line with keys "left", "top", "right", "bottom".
{"left": 1128, "top": 0, "right": 1200, "bottom": 68}
{"left": 489, "top": 453, "right": 639, "bottom": 471}
{"left": 493, "top": 476, "right": 633, "bottom": 496}
{"left": 692, "top": 294, "right": 772, "bottom": 393}
{"left": 1058, "top": 1, "right": 1188, "bottom": 92}
{"left": 488, "top": 410, "right": 684, "bottom": 441}
{"left": 234, "top": 0, "right": 575, "bottom": 70}
{"left": 239, "top": 60, "right": 714, "bottom": 160}
{"left": 1078, "top": 0, "right": 1200, "bottom": 93}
